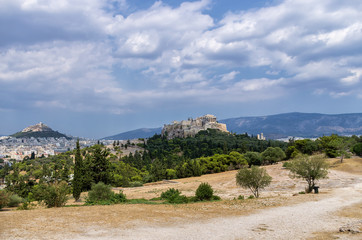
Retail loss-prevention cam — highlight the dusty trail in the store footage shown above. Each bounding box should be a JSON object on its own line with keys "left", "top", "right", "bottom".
{"left": 75, "top": 182, "right": 362, "bottom": 240}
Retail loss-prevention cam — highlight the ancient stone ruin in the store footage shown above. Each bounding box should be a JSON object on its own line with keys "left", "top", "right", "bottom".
{"left": 162, "top": 114, "right": 228, "bottom": 139}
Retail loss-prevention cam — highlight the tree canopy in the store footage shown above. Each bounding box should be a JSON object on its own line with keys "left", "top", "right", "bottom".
{"left": 236, "top": 166, "right": 272, "bottom": 198}
{"left": 286, "top": 155, "right": 329, "bottom": 193}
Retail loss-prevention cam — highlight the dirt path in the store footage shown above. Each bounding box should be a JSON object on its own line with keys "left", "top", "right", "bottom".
{"left": 72, "top": 182, "right": 362, "bottom": 240}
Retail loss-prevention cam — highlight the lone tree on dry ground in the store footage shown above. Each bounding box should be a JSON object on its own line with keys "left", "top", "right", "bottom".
{"left": 286, "top": 155, "right": 329, "bottom": 193}
{"left": 236, "top": 166, "right": 272, "bottom": 198}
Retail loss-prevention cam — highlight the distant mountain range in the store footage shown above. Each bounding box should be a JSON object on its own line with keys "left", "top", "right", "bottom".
{"left": 220, "top": 112, "right": 362, "bottom": 139}
{"left": 11, "top": 122, "right": 70, "bottom": 139}
{"left": 103, "top": 112, "right": 362, "bottom": 140}
{"left": 103, "top": 127, "right": 162, "bottom": 140}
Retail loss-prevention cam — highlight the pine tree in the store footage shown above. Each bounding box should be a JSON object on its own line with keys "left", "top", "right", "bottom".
{"left": 91, "top": 145, "right": 111, "bottom": 184}
{"left": 73, "top": 140, "right": 83, "bottom": 201}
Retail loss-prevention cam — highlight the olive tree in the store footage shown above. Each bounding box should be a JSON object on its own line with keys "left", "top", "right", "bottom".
{"left": 236, "top": 166, "right": 272, "bottom": 198}
{"left": 286, "top": 155, "right": 328, "bottom": 193}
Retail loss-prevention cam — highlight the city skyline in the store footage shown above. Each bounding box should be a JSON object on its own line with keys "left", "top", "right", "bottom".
{"left": 1, "top": 0, "right": 362, "bottom": 138}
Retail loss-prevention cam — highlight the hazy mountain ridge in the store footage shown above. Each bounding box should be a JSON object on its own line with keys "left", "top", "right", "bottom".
{"left": 104, "top": 112, "right": 362, "bottom": 140}
{"left": 103, "top": 127, "right": 162, "bottom": 140}
{"left": 220, "top": 112, "right": 362, "bottom": 139}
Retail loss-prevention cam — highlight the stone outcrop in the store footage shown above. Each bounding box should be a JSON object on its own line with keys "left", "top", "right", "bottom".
{"left": 339, "top": 220, "right": 362, "bottom": 234}
{"left": 162, "top": 114, "right": 228, "bottom": 139}
{"left": 22, "top": 122, "right": 53, "bottom": 133}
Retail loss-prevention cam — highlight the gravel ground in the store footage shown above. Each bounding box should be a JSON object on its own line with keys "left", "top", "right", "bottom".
{"left": 73, "top": 182, "right": 362, "bottom": 240}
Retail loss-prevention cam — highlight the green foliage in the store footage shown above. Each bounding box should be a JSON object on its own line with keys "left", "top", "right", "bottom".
{"left": 145, "top": 130, "right": 287, "bottom": 169}
{"left": 0, "top": 190, "right": 10, "bottom": 209}
{"left": 111, "top": 161, "right": 143, "bottom": 187}
{"left": 196, "top": 152, "right": 247, "bottom": 175}
{"left": 165, "top": 169, "right": 177, "bottom": 179}
{"left": 237, "top": 195, "right": 244, "bottom": 200}
{"left": 161, "top": 188, "right": 181, "bottom": 199}
{"left": 111, "top": 192, "right": 127, "bottom": 203}
{"left": 243, "top": 152, "right": 262, "bottom": 167}
{"left": 31, "top": 184, "right": 47, "bottom": 202}
{"left": 236, "top": 166, "right": 272, "bottom": 198}
{"left": 195, "top": 182, "right": 214, "bottom": 201}
{"left": 42, "top": 181, "right": 70, "bottom": 208}
{"left": 285, "top": 146, "right": 300, "bottom": 159}
{"left": 294, "top": 139, "right": 319, "bottom": 155}
{"left": 282, "top": 161, "right": 291, "bottom": 168}
{"left": 90, "top": 145, "right": 111, "bottom": 184}
{"left": 248, "top": 195, "right": 255, "bottom": 199}
{"left": 318, "top": 135, "right": 341, "bottom": 158}
{"left": 211, "top": 195, "right": 221, "bottom": 200}
{"left": 261, "top": 147, "right": 286, "bottom": 164}
{"left": 11, "top": 130, "right": 69, "bottom": 139}
{"left": 87, "top": 182, "right": 113, "bottom": 202}
{"left": 17, "top": 201, "right": 34, "bottom": 210}
{"left": 149, "top": 158, "right": 166, "bottom": 181}
{"left": 286, "top": 155, "right": 329, "bottom": 193}
{"left": 73, "top": 140, "right": 83, "bottom": 201}
{"left": 129, "top": 181, "right": 143, "bottom": 187}
{"left": 352, "top": 143, "right": 362, "bottom": 156}
{"left": 8, "top": 194, "right": 24, "bottom": 207}
{"left": 160, "top": 188, "right": 188, "bottom": 204}
{"left": 86, "top": 182, "right": 127, "bottom": 205}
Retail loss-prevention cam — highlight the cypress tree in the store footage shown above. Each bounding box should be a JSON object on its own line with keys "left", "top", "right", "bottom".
{"left": 73, "top": 139, "right": 83, "bottom": 201}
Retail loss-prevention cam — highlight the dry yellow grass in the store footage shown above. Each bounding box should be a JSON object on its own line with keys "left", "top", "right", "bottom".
{"left": 1, "top": 194, "right": 324, "bottom": 240}
{"left": 327, "top": 156, "right": 362, "bottom": 175}
{"left": 1, "top": 157, "right": 361, "bottom": 240}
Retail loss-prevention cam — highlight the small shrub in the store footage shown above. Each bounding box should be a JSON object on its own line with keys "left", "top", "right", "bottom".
{"left": 282, "top": 161, "right": 290, "bottom": 168}
{"left": 237, "top": 195, "right": 244, "bottom": 200}
{"left": 298, "top": 191, "right": 305, "bottom": 194}
{"left": 8, "top": 194, "right": 24, "bottom": 207}
{"left": 195, "top": 182, "right": 214, "bottom": 201}
{"left": 161, "top": 188, "right": 181, "bottom": 199}
{"left": 31, "top": 184, "right": 48, "bottom": 202}
{"left": 86, "top": 182, "right": 127, "bottom": 205}
{"left": 43, "top": 181, "right": 70, "bottom": 208}
{"left": 169, "top": 195, "right": 189, "bottom": 204}
{"left": 211, "top": 195, "right": 221, "bottom": 201}
{"left": 129, "top": 181, "right": 143, "bottom": 187}
{"left": 17, "top": 201, "right": 35, "bottom": 210}
{"left": 248, "top": 195, "right": 255, "bottom": 199}
{"left": 0, "top": 190, "right": 10, "bottom": 209}
{"left": 87, "top": 182, "right": 113, "bottom": 203}
{"left": 111, "top": 191, "right": 127, "bottom": 203}
{"left": 161, "top": 188, "right": 188, "bottom": 204}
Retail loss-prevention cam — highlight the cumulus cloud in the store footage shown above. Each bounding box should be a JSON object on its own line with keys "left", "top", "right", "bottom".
{"left": 1, "top": 0, "right": 362, "bottom": 116}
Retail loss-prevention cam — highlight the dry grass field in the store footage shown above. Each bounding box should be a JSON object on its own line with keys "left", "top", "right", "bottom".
{"left": 1, "top": 157, "right": 361, "bottom": 240}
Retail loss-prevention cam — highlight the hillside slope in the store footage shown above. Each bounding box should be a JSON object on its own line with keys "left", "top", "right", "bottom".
{"left": 103, "top": 127, "right": 162, "bottom": 140}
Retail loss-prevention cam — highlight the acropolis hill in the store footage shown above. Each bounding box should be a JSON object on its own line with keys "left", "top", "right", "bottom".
{"left": 162, "top": 114, "right": 228, "bottom": 139}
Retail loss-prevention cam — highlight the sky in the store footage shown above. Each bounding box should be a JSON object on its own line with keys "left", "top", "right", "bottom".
{"left": 1, "top": 0, "right": 362, "bottom": 139}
